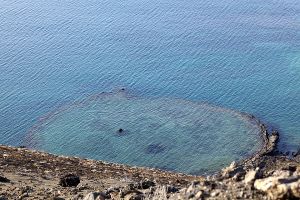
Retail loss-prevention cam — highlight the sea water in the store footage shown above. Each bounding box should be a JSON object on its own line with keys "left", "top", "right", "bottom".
{"left": 0, "top": 0, "right": 300, "bottom": 174}
{"left": 24, "top": 91, "right": 262, "bottom": 174}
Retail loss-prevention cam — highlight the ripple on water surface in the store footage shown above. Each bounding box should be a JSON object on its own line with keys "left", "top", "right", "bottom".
{"left": 25, "top": 91, "right": 263, "bottom": 175}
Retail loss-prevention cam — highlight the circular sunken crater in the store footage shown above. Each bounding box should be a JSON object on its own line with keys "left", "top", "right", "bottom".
{"left": 25, "top": 91, "right": 262, "bottom": 175}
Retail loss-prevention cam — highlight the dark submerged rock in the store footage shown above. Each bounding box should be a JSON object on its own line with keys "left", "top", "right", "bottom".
{"left": 59, "top": 174, "right": 80, "bottom": 187}
{"left": 115, "top": 128, "right": 128, "bottom": 136}
{"left": 145, "top": 144, "right": 166, "bottom": 154}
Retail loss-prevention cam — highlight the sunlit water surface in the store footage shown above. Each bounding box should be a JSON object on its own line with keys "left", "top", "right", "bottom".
{"left": 0, "top": 0, "right": 300, "bottom": 174}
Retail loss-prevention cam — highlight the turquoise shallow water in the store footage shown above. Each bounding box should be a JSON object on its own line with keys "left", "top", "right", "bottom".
{"left": 0, "top": 0, "right": 300, "bottom": 173}
{"left": 24, "top": 91, "right": 262, "bottom": 174}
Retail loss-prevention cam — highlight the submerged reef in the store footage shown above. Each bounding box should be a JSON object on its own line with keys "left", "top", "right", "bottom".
{"left": 24, "top": 90, "right": 263, "bottom": 174}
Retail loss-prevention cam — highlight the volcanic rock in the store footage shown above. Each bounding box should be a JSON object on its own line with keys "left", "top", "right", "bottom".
{"left": 59, "top": 174, "right": 80, "bottom": 187}
{"left": 0, "top": 175, "right": 10, "bottom": 183}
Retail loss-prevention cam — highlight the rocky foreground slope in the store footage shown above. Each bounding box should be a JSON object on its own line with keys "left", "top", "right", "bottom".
{"left": 0, "top": 126, "right": 299, "bottom": 199}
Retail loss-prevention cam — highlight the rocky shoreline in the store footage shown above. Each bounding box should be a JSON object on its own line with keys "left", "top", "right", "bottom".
{"left": 0, "top": 126, "right": 300, "bottom": 199}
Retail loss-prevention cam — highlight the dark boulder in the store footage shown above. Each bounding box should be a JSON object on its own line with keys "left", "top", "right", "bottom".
{"left": 59, "top": 174, "right": 80, "bottom": 187}
{"left": 138, "top": 180, "right": 156, "bottom": 189}
{"left": 166, "top": 185, "right": 179, "bottom": 193}
{"left": 0, "top": 175, "right": 10, "bottom": 183}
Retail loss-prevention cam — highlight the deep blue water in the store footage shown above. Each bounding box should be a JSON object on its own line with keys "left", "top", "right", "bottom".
{"left": 0, "top": 0, "right": 300, "bottom": 173}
